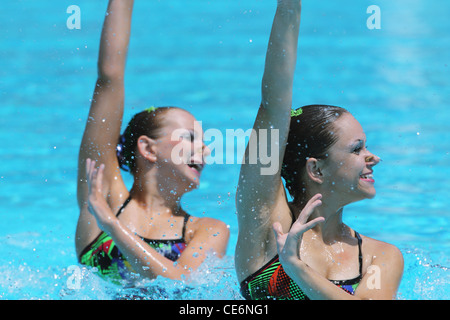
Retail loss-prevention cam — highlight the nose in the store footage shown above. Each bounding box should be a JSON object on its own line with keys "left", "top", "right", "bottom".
{"left": 202, "top": 142, "right": 211, "bottom": 159}
{"left": 365, "top": 153, "right": 380, "bottom": 166}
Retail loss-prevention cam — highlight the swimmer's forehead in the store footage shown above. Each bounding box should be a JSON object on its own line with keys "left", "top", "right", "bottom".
{"left": 332, "top": 113, "right": 367, "bottom": 148}
{"left": 160, "top": 109, "right": 203, "bottom": 136}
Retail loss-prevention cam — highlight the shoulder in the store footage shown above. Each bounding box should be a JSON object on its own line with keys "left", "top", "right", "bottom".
{"left": 360, "top": 234, "right": 404, "bottom": 270}
{"left": 356, "top": 234, "right": 404, "bottom": 299}
{"left": 362, "top": 234, "right": 403, "bottom": 258}
{"left": 189, "top": 216, "right": 230, "bottom": 237}
{"left": 184, "top": 216, "right": 230, "bottom": 257}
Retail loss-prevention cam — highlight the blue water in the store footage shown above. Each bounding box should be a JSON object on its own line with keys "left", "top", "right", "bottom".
{"left": 1, "top": 0, "right": 449, "bottom": 300}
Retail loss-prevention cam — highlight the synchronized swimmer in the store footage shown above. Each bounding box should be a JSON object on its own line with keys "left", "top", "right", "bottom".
{"left": 235, "top": 0, "right": 403, "bottom": 300}
{"left": 75, "top": 0, "right": 403, "bottom": 299}
{"left": 75, "top": 0, "right": 229, "bottom": 285}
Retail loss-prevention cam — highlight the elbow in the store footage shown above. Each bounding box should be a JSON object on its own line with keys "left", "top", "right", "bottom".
{"left": 97, "top": 62, "right": 125, "bottom": 82}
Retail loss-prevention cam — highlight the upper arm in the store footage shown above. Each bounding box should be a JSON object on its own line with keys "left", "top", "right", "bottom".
{"left": 236, "top": 4, "right": 301, "bottom": 234}
{"left": 235, "top": 105, "right": 292, "bottom": 239}
{"left": 77, "top": 78, "right": 127, "bottom": 209}
{"left": 75, "top": 78, "right": 129, "bottom": 256}
{"left": 77, "top": 0, "right": 134, "bottom": 209}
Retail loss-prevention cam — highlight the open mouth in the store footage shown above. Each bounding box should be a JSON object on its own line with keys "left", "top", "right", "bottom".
{"left": 187, "top": 163, "right": 204, "bottom": 175}
{"left": 360, "top": 172, "right": 374, "bottom": 182}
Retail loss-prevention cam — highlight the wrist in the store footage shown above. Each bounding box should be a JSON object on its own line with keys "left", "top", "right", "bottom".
{"left": 101, "top": 214, "right": 121, "bottom": 235}
{"left": 280, "top": 252, "right": 308, "bottom": 270}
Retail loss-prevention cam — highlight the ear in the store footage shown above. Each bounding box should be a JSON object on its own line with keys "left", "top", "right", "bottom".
{"left": 136, "top": 135, "right": 157, "bottom": 162}
{"left": 305, "top": 157, "right": 324, "bottom": 184}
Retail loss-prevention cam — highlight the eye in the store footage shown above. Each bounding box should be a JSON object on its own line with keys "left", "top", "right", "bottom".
{"left": 352, "top": 145, "right": 363, "bottom": 155}
{"left": 180, "top": 131, "right": 195, "bottom": 142}
{"left": 351, "top": 140, "right": 367, "bottom": 155}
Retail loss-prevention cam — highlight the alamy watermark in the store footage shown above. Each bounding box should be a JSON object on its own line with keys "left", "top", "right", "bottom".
{"left": 170, "top": 121, "right": 280, "bottom": 176}
{"left": 366, "top": 265, "right": 382, "bottom": 290}
{"left": 64, "top": 263, "right": 382, "bottom": 291}
{"left": 66, "top": 5, "right": 81, "bottom": 30}
{"left": 64, "top": 4, "right": 381, "bottom": 174}
{"left": 367, "top": 5, "right": 381, "bottom": 30}
{"left": 66, "top": 4, "right": 382, "bottom": 31}
{"left": 66, "top": 265, "right": 82, "bottom": 289}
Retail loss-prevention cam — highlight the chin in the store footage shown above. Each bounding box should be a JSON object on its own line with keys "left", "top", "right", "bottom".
{"left": 186, "top": 165, "right": 203, "bottom": 188}
{"left": 182, "top": 174, "right": 201, "bottom": 191}
{"left": 364, "top": 189, "right": 377, "bottom": 199}
{"left": 189, "top": 179, "right": 201, "bottom": 189}
{"left": 344, "top": 189, "right": 376, "bottom": 205}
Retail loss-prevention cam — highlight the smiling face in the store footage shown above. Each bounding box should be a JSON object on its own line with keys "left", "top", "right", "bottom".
{"left": 320, "top": 113, "right": 380, "bottom": 204}
{"left": 152, "top": 108, "right": 209, "bottom": 189}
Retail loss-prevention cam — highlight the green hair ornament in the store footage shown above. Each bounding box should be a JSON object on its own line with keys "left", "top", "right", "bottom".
{"left": 145, "top": 106, "right": 157, "bottom": 113}
{"left": 291, "top": 107, "right": 303, "bottom": 117}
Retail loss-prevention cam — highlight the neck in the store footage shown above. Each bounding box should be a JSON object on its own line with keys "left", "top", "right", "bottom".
{"left": 130, "top": 170, "right": 184, "bottom": 214}
{"left": 294, "top": 194, "right": 350, "bottom": 243}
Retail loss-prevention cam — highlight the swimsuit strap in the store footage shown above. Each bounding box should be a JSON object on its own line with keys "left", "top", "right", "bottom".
{"left": 116, "top": 195, "right": 132, "bottom": 217}
{"left": 181, "top": 214, "right": 190, "bottom": 239}
{"left": 119, "top": 196, "right": 190, "bottom": 241}
{"left": 289, "top": 210, "right": 364, "bottom": 276}
{"left": 354, "top": 231, "right": 363, "bottom": 275}
{"left": 289, "top": 209, "right": 363, "bottom": 274}
{"left": 79, "top": 196, "right": 132, "bottom": 260}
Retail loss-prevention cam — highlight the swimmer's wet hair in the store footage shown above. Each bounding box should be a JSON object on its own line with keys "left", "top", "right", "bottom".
{"left": 116, "top": 106, "right": 183, "bottom": 174}
{"left": 281, "top": 105, "right": 349, "bottom": 200}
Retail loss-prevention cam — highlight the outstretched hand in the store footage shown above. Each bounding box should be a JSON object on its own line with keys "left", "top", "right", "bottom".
{"left": 85, "top": 158, "right": 117, "bottom": 233}
{"left": 273, "top": 194, "right": 325, "bottom": 263}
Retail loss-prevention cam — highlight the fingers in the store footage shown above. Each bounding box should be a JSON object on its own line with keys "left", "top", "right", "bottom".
{"left": 96, "top": 163, "right": 105, "bottom": 191}
{"left": 272, "top": 221, "right": 292, "bottom": 258}
{"left": 272, "top": 221, "right": 283, "bottom": 236}
{"left": 85, "top": 158, "right": 105, "bottom": 194}
{"left": 272, "top": 222, "right": 284, "bottom": 248}
{"left": 281, "top": 224, "right": 301, "bottom": 259}
{"left": 85, "top": 158, "right": 95, "bottom": 183}
{"left": 297, "top": 193, "right": 322, "bottom": 225}
{"left": 302, "top": 216, "right": 325, "bottom": 231}
{"left": 278, "top": 194, "right": 325, "bottom": 258}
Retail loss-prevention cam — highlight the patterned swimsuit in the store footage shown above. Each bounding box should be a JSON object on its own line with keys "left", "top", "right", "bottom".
{"left": 240, "top": 232, "right": 363, "bottom": 300}
{"left": 79, "top": 197, "right": 189, "bottom": 284}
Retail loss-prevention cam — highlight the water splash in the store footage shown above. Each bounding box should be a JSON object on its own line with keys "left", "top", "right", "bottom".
{"left": 2, "top": 247, "right": 448, "bottom": 299}
{"left": 397, "top": 247, "right": 450, "bottom": 300}
{"left": 0, "top": 255, "right": 241, "bottom": 300}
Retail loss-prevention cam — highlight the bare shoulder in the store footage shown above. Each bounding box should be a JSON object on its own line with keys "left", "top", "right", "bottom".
{"left": 359, "top": 233, "right": 404, "bottom": 270}
{"left": 189, "top": 216, "right": 230, "bottom": 237}
{"left": 355, "top": 234, "right": 404, "bottom": 299}
{"left": 184, "top": 215, "right": 230, "bottom": 257}
{"left": 362, "top": 234, "right": 403, "bottom": 256}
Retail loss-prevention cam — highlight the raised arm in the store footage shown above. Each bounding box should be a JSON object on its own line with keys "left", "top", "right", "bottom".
{"left": 235, "top": 0, "right": 302, "bottom": 276}
{"left": 77, "top": 0, "right": 134, "bottom": 204}
{"left": 261, "top": 0, "right": 301, "bottom": 118}
{"left": 76, "top": 0, "right": 134, "bottom": 256}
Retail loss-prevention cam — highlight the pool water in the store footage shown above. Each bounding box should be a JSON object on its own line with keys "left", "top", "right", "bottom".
{"left": 1, "top": 0, "right": 449, "bottom": 300}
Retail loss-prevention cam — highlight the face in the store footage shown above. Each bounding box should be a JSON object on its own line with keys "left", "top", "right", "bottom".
{"left": 153, "top": 109, "right": 210, "bottom": 189}
{"left": 320, "top": 113, "right": 380, "bottom": 204}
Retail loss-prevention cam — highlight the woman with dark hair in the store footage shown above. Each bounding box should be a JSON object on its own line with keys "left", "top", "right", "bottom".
{"left": 75, "top": 0, "right": 229, "bottom": 285}
{"left": 235, "top": 1, "right": 403, "bottom": 300}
